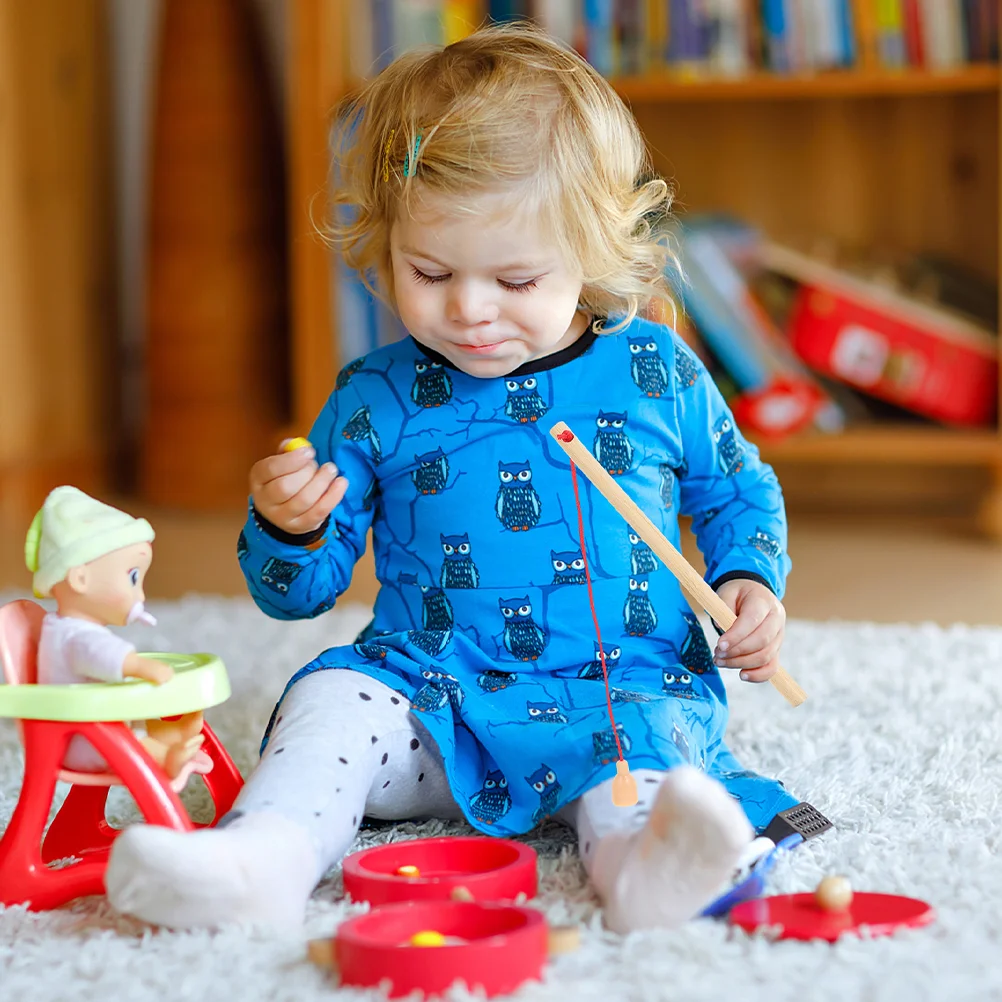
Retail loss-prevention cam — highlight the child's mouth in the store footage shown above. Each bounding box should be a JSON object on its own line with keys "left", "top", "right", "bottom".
{"left": 457, "top": 341, "right": 504, "bottom": 355}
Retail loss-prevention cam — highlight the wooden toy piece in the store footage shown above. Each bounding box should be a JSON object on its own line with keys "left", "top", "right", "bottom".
{"left": 282, "top": 436, "right": 312, "bottom": 452}
{"left": 410, "top": 929, "right": 447, "bottom": 947}
{"left": 729, "top": 890, "right": 935, "bottom": 942}
{"left": 815, "top": 875, "right": 853, "bottom": 912}
{"left": 307, "top": 938, "right": 336, "bottom": 971}
{"left": 549, "top": 422, "right": 807, "bottom": 707}
{"left": 547, "top": 925, "right": 581, "bottom": 955}
{"left": 342, "top": 836, "right": 537, "bottom": 907}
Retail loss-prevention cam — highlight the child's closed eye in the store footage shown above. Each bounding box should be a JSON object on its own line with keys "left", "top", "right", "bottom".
{"left": 409, "top": 265, "right": 539, "bottom": 294}
{"left": 498, "top": 278, "right": 539, "bottom": 294}
{"left": 410, "top": 265, "right": 449, "bottom": 285}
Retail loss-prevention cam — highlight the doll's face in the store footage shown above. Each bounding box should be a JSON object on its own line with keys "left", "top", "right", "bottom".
{"left": 56, "top": 542, "right": 153, "bottom": 626}
{"left": 389, "top": 187, "right": 589, "bottom": 378}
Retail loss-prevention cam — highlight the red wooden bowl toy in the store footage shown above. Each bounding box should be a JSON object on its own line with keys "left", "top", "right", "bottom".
{"left": 342, "top": 836, "right": 537, "bottom": 906}
{"left": 309, "top": 899, "right": 569, "bottom": 999}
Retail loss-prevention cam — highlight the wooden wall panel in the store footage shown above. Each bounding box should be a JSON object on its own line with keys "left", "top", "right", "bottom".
{"left": 0, "top": 0, "right": 115, "bottom": 518}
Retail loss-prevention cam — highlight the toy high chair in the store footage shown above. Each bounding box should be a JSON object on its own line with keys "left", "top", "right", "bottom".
{"left": 0, "top": 599, "right": 244, "bottom": 910}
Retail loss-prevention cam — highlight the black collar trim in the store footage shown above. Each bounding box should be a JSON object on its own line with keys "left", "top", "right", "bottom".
{"left": 412, "top": 321, "right": 598, "bottom": 377}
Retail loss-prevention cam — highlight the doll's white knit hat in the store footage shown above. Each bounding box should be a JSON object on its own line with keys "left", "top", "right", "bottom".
{"left": 24, "top": 486, "right": 155, "bottom": 598}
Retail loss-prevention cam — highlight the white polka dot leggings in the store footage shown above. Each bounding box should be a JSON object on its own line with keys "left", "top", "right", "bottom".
{"left": 227, "top": 669, "right": 667, "bottom": 884}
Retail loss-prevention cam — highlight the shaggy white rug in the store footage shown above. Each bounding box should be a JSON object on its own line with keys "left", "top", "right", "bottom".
{"left": 1, "top": 593, "right": 1001, "bottom": 1002}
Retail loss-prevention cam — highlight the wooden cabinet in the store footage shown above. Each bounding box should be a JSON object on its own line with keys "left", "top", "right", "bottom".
{"left": 286, "top": 2, "right": 1002, "bottom": 532}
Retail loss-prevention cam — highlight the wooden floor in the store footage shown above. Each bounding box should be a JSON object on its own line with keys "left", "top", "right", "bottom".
{"left": 3, "top": 503, "right": 1001, "bottom": 626}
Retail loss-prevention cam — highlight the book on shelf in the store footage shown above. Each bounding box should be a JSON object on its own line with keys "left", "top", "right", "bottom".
{"left": 666, "top": 217, "right": 845, "bottom": 439}
{"left": 344, "top": 1, "right": 997, "bottom": 84}
{"left": 761, "top": 243, "right": 998, "bottom": 427}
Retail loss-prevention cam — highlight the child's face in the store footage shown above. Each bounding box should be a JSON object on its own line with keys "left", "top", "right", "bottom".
{"left": 389, "top": 188, "right": 588, "bottom": 377}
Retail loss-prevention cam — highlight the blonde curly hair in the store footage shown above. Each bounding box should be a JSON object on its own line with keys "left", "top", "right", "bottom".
{"left": 324, "top": 22, "right": 676, "bottom": 328}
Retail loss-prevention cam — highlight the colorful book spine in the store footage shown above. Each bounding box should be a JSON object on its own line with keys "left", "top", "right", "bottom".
{"left": 443, "top": 0, "right": 482, "bottom": 42}
{"left": 645, "top": 0, "right": 668, "bottom": 67}
{"left": 616, "top": 0, "right": 647, "bottom": 75}
{"left": 875, "top": 0, "right": 906, "bottom": 67}
{"left": 488, "top": 0, "right": 529, "bottom": 21}
{"left": 393, "top": 0, "right": 446, "bottom": 50}
{"left": 707, "top": 0, "right": 750, "bottom": 76}
{"left": 667, "top": 0, "right": 701, "bottom": 65}
{"left": 761, "top": 0, "right": 790, "bottom": 72}
{"left": 836, "top": 0, "right": 857, "bottom": 66}
{"left": 583, "top": 0, "right": 617, "bottom": 74}
{"left": 372, "top": 0, "right": 395, "bottom": 69}
{"left": 901, "top": 0, "right": 924, "bottom": 65}
{"left": 532, "top": 0, "right": 579, "bottom": 45}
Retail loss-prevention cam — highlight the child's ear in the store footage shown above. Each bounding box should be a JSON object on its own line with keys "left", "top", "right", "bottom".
{"left": 64, "top": 565, "right": 88, "bottom": 594}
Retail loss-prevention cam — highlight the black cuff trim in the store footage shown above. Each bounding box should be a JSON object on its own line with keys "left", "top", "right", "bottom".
{"left": 709, "top": 570, "right": 774, "bottom": 594}
{"left": 707, "top": 571, "right": 775, "bottom": 635}
{"left": 251, "top": 506, "right": 329, "bottom": 547}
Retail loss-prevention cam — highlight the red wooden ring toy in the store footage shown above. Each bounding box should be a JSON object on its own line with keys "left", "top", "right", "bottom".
{"left": 334, "top": 900, "right": 548, "bottom": 998}
{"left": 342, "top": 836, "right": 537, "bottom": 906}
{"left": 730, "top": 891, "right": 935, "bottom": 942}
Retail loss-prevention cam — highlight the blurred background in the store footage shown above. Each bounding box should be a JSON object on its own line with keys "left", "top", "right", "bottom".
{"left": 2, "top": 0, "right": 1001, "bottom": 623}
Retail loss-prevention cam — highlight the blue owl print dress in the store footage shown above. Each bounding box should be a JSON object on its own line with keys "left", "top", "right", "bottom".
{"left": 240, "top": 319, "right": 799, "bottom": 836}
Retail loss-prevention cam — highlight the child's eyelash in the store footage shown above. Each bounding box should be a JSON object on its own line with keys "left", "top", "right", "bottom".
{"left": 410, "top": 266, "right": 539, "bottom": 294}
{"left": 498, "top": 279, "right": 538, "bottom": 294}
{"left": 411, "top": 266, "right": 449, "bottom": 285}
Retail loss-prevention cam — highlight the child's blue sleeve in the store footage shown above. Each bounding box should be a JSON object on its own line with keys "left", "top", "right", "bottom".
{"left": 237, "top": 379, "right": 377, "bottom": 620}
{"left": 671, "top": 340, "right": 793, "bottom": 599}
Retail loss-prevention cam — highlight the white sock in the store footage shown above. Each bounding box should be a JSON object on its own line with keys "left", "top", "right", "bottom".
{"left": 590, "top": 766, "right": 753, "bottom": 934}
{"left": 104, "top": 812, "right": 319, "bottom": 930}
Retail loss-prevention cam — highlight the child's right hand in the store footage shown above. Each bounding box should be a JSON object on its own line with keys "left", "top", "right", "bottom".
{"left": 249, "top": 441, "right": 349, "bottom": 535}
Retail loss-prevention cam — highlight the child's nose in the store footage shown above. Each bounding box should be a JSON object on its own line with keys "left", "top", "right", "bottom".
{"left": 447, "top": 282, "right": 499, "bottom": 326}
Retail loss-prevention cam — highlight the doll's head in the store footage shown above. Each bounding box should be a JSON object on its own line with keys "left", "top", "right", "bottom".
{"left": 24, "top": 486, "right": 157, "bottom": 626}
{"left": 327, "top": 24, "right": 675, "bottom": 376}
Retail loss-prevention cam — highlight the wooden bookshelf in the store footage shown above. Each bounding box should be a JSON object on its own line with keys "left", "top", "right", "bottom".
{"left": 613, "top": 64, "right": 1001, "bottom": 102}
{"left": 286, "top": 2, "right": 1002, "bottom": 535}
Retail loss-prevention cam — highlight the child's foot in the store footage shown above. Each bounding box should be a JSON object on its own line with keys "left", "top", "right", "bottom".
{"left": 105, "top": 812, "right": 319, "bottom": 929}
{"left": 592, "top": 766, "right": 753, "bottom": 934}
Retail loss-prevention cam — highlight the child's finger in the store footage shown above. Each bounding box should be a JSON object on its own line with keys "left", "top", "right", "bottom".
{"left": 716, "top": 609, "right": 782, "bottom": 661}
{"left": 715, "top": 636, "right": 782, "bottom": 671}
{"left": 258, "top": 463, "right": 320, "bottom": 508}
{"left": 715, "top": 600, "right": 770, "bottom": 653}
{"left": 292, "top": 476, "right": 349, "bottom": 531}
{"left": 279, "top": 462, "right": 340, "bottom": 519}
{"left": 249, "top": 447, "right": 318, "bottom": 492}
{"left": 739, "top": 659, "right": 780, "bottom": 684}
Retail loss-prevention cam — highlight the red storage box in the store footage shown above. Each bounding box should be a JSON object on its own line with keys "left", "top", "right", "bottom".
{"left": 767, "top": 245, "right": 998, "bottom": 427}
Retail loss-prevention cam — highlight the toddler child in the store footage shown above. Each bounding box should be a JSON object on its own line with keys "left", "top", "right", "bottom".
{"left": 107, "top": 24, "right": 803, "bottom": 933}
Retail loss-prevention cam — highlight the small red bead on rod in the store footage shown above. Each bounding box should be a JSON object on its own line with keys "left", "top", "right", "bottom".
{"left": 557, "top": 431, "right": 574, "bottom": 442}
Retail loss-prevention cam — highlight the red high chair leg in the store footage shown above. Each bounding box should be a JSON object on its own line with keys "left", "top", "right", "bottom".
{"left": 0, "top": 721, "right": 105, "bottom": 909}
{"left": 42, "top": 785, "right": 117, "bottom": 866}
{"left": 0, "top": 720, "right": 193, "bottom": 910}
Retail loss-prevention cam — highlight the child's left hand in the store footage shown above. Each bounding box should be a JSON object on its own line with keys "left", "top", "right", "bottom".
{"left": 712, "top": 579, "right": 786, "bottom": 683}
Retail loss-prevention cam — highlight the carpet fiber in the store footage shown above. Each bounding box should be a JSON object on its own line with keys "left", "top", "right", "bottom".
{"left": 1, "top": 594, "right": 1000, "bottom": 1001}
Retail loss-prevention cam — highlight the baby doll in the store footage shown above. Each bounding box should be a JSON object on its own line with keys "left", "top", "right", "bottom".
{"left": 25, "top": 486, "right": 204, "bottom": 778}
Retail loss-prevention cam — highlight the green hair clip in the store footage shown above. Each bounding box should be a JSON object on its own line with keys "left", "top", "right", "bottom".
{"left": 403, "top": 133, "right": 422, "bottom": 178}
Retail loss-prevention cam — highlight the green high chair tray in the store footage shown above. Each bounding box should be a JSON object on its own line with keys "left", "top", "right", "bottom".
{"left": 0, "top": 652, "right": 231, "bottom": 721}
